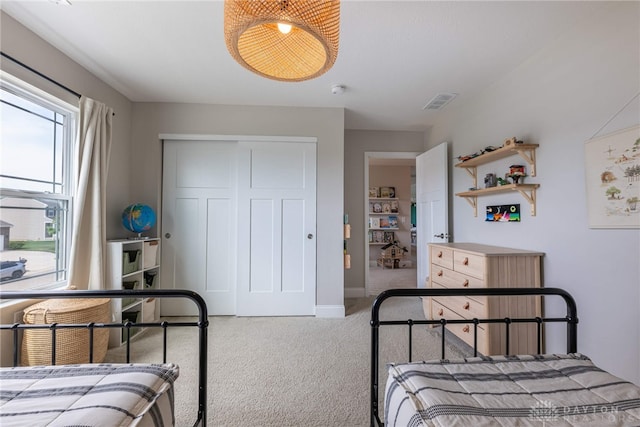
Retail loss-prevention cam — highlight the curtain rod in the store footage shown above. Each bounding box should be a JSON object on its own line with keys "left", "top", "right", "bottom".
{"left": 1, "top": 51, "right": 115, "bottom": 116}
{"left": 1, "top": 51, "right": 81, "bottom": 98}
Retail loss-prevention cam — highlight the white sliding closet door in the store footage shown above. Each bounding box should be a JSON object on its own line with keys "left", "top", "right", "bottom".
{"left": 161, "top": 137, "right": 317, "bottom": 316}
{"left": 236, "top": 141, "right": 317, "bottom": 316}
{"left": 162, "top": 140, "right": 237, "bottom": 315}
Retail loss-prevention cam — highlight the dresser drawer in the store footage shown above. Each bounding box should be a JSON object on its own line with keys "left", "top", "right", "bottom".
{"left": 432, "top": 281, "right": 487, "bottom": 305}
{"left": 431, "top": 266, "right": 485, "bottom": 289}
{"left": 453, "top": 251, "right": 485, "bottom": 279}
{"left": 431, "top": 247, "right": 453, "bottom": 269}
{"left": 432, "top": 300, "right": 488, "bottom": 355}
{"left": 433, "top": 295, "right": 487, "bottom": 320}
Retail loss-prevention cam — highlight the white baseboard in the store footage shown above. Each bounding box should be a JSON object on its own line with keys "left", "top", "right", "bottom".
{"left": 315, "top": 305, "right": 345, "bottom": 318}
{"left": 344, "top": 287, "right": 366, "bottom": 298}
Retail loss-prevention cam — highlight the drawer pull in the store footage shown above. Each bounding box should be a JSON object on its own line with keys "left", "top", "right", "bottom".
{"left": 437, "top": 251, "right": 443, "bottom": 258}
{"left": 438, "top": 308, "right": 444, "bottom": 316}
{"left": 462, "top": 325, "right": 470, "bottom": 333}
{"left": 463, "top": 302, "right": 470, "bottom": 310}
{"left": 463, "top": 279, "right": 469, "bottom": 287}
{"left": 437, "top": 270, "right": 443, "bottom": 277}
{"left": 463, "top": 257, "right": 469, "bottom": 266}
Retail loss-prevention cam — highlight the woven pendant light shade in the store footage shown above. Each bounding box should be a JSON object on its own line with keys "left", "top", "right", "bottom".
{"left": 224, "top": 0, "right": 340, "bottom": 82}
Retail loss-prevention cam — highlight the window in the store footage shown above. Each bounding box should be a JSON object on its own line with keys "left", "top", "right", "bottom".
{"left": 0, "top": 77, "right": 76, "bottom": 290}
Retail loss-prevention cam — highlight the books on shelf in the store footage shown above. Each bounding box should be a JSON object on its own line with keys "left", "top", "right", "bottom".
{"left": 369, "top": 230, "right": 395, "bottom": 244}
{"left": 370, "top": 201, "right": 399, "bottom": 214}
{"left": 369, "top": 215, "right": 399, "bottom": 229}
{"left": 380, "top": 186, "right": 395, "bottom": 198}
{"left": 370, "top": 186, "right": 396, "bottom": 199}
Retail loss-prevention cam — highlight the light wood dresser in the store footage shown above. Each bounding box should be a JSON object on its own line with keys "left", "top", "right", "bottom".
{"left": 426, "top": 242, "right": 544, "bottom": 355}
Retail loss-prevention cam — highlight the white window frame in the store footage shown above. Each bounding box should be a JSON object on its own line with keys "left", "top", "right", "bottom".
{"left": 0, "top": 72, "right": 77, "bottom": 290}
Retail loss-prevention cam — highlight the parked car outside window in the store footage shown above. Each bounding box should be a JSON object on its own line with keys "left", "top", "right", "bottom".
{"left": 0, "top": 258, "right": 27, "bottom": 281}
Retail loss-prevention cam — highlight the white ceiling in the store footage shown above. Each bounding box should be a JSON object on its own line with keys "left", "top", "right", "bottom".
{"left": 1, "top": 1, "right": 609, "bottom": 131}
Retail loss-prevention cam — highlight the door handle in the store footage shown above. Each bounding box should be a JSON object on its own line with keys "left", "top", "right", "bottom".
{"left": 165, "top": 233, "right": 171, "bottom": 239}
{"left": 307, "top": 234, "right": 314, "bottom": 239}
{"left": 433, "top": 233, "right": 450, "bottom": 239}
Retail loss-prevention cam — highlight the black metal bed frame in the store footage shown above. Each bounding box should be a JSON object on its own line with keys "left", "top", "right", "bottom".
{"left": 0, "top": 289, "right": 209, "bottom": 427}
{"left": 370, "top": 287, "right": 579, "bottom": 427}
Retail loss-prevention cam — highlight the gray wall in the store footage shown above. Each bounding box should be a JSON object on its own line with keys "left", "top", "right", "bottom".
{"left": 427, "top": 2, "right": 640, "bottom": 383}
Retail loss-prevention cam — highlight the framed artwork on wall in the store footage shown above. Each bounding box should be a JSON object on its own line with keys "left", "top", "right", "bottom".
{"left": 486, "top": 204, "right": 520, "bottom": 222}
{"left": 585, "top": 125, "right": 640, "bottom": 229}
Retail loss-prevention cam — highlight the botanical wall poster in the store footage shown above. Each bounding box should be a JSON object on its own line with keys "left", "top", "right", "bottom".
{"left": 585, "top": 125, "right": 640, "bottom": 228}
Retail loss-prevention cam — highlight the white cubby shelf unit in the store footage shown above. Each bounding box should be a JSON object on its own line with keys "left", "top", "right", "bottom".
{"left": 106, "top": 238, "right": 160, "bottom": 347}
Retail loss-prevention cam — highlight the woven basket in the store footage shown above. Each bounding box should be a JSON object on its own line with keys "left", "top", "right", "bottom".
{"left": 21, "top": 298, "right": 111, "bottom": 366}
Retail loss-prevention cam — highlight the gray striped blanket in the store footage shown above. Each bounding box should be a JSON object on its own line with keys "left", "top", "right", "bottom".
{"left": 385, "top": 353, "right": 640, "bottom": 426}
{"left": 0, "top": 363, "right": 178, "bottom": 427}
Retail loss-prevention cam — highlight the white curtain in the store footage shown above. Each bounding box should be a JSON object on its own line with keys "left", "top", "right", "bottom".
{"left": 67, "top": 96, "right": 113, "bottom": 290}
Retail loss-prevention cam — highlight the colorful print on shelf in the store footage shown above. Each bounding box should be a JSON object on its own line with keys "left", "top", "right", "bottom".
{"left": 486, "top": 204, "right": 521, "bottom": 222}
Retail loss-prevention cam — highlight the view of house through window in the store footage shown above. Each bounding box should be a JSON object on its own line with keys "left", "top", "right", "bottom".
{"left": 0, "top": 79, "right": 75, "bottom": 290}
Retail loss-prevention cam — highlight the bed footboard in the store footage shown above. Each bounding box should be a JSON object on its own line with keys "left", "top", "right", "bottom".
{"left": 0, "top": 289, "right": 208, "bottom": 427}
{"left": 370, "top": 287, "right": 579, "bottom": 427}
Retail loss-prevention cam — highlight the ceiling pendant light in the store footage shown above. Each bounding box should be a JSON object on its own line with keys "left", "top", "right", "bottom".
{"left": 224, "top": 0, "right": 340, "bottom": 82}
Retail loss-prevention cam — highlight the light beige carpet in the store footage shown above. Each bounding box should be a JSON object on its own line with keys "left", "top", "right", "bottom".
{"left": 367, "top": 265, "right": 419, "bottom": 296}
{"left": 105, "top": 296, "right": 465, "bottom": 427}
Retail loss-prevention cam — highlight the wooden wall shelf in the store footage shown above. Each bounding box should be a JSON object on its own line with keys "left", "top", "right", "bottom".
{"left": 455, "top": 143, "right": 539, "bottom": 178}
{"left": 456, "top": 184, "right": 540, "bottom": 216}
{"left": 455, "top": 143, "right": 540, "bottom": 216}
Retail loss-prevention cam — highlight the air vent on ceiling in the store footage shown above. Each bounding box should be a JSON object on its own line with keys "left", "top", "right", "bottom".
{"left": 422, "top": 92, "right": 458, "bottom": 110}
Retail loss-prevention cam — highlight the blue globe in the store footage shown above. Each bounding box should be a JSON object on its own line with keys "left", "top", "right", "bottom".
{"left": 122, "top": 204, "right": 156, "bottom": 235}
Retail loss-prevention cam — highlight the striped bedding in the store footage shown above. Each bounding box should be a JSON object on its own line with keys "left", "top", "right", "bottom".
{"left": 385, "top": 353, "right": 640, "bottom": 426}
{"left": 0, "top": 363, "right": 178, "bottom": 427}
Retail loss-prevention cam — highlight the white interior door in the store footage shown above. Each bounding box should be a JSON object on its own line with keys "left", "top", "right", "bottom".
{"left": 416, "top": 142, "right": 449, "bottom": 288}
{"left": 236, "top": 141, "right": 317, "bottom": 316}
{"left": 161, "top": 140, "right": 237, "bottom": 315}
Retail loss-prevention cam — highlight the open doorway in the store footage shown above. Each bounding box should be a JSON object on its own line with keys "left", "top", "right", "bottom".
{"left": 364, "top": 152, "right": 420, "bottom": 296}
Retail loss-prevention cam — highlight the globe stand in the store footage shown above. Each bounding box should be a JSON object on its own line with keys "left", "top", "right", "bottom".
{"left": 127, "top": 233, "right": 150, "bottom": 240}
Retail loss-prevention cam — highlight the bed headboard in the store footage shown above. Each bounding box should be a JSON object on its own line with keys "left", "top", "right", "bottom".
{"left": 370, "top": 287, "right": 579, "bottom": 427}
{"left": 0, "top": 289, "right": 209, "bottom": 427}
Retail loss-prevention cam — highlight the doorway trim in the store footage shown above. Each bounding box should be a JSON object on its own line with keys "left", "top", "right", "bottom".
{"left": 364, "top": 151, "right": 421, "bottom": 296}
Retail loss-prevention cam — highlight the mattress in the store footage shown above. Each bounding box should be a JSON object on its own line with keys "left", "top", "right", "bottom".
{"left": 0, "top": 363, "right": 178, "bottom": 427}
{"left": 385, "top": 353, "right": 640, "bottom": 427}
